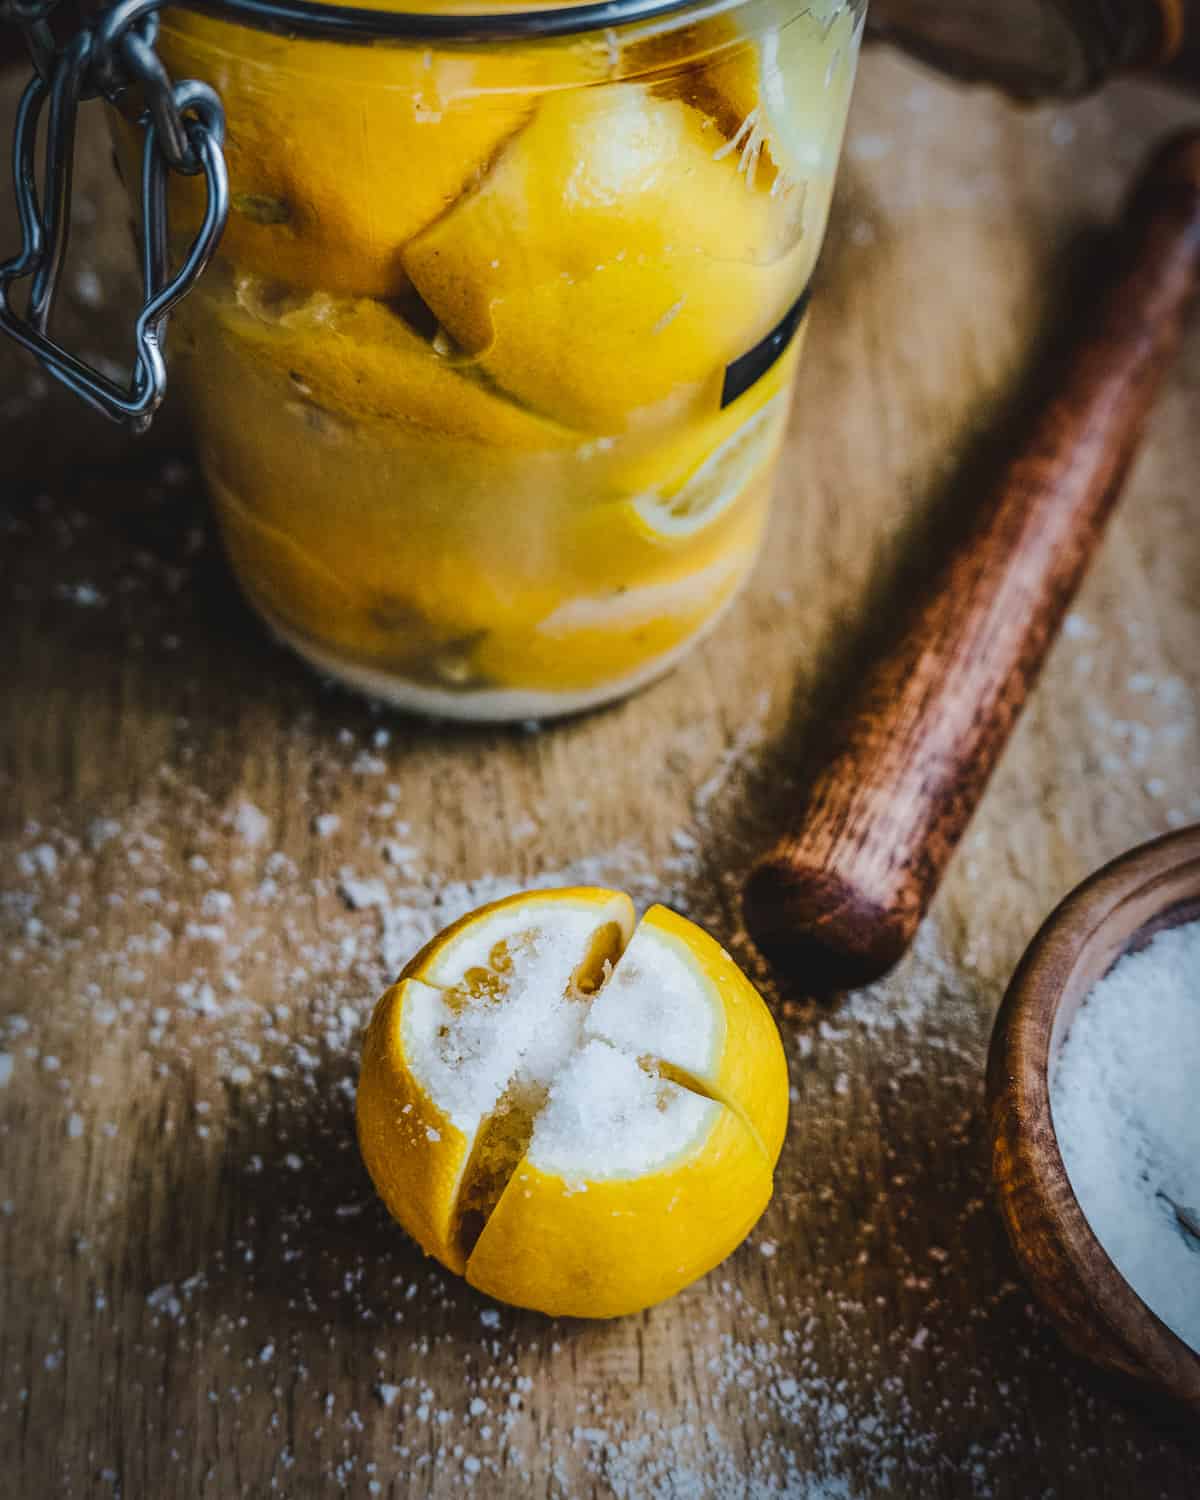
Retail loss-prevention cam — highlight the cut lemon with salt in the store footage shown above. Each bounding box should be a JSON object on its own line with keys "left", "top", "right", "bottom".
{"left": 357, "top": 887, "right": 788, "bottom": 1317}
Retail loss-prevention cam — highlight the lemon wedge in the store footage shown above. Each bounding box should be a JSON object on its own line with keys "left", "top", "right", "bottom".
{"left": 403, "top": 83, "right": 809, "bottom": 431}
{"left": 630, "top": 388, "right": 788, "bottom": 539}
{"left": 150, "top": 14, "right": 541, "bottom": 297}
{"left": 207, "top": 272, "right": 575, "bottom": 451}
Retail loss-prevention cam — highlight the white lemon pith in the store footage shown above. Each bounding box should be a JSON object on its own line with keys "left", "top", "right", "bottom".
{"left": 356, "top": 888, "right": 788, "bottom": 1318}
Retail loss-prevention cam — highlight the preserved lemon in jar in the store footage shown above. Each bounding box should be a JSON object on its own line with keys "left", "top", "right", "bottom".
{"left": 116, "top": 0, "right": 864, "bottom": 719}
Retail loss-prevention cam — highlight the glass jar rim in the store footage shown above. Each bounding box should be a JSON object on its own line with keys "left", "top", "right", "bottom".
{"left": 170, "top": 0, "right": 735, "bottom": 42}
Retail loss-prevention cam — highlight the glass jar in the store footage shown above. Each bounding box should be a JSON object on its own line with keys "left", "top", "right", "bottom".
{"left": 25, "top": 0, "right": 866, "bottom": 719}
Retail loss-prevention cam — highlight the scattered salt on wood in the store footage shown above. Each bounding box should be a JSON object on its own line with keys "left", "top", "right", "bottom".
{"left": 6, "top": 653, "right": 1178, "bottom": 1492}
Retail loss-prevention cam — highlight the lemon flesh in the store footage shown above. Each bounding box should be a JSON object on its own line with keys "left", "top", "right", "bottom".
{"left": 356, "top": 888, "right": 788, "bottom": 1316}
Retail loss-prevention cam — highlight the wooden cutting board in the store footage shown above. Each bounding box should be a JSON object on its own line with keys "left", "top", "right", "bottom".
{"left": 1, "top": 44, "right": 1198, "bottom": 1498}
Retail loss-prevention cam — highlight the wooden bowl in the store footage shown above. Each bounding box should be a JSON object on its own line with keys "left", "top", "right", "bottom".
{"left": 986, "top": 825, "right": 1200, "bottom": 1417}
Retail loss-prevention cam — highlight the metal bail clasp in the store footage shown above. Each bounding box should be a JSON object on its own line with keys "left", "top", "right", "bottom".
{"left": 0, "top": 0, "right": 228, "bottom": 431}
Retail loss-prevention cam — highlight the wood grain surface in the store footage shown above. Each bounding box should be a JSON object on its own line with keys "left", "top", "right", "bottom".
{"left": 2, "top": 44, "right": 1200, "bottom": 1500}
{"left": 744, "top": 129, "right": 1200, "bottom": 988}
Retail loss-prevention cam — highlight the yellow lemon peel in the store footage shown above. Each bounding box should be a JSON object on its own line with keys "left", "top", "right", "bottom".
{"left": 403, "top": 83, "right": 810, "bottom": 430}
{"left": 147, "top": 14, "right": 549, "bottom": 297}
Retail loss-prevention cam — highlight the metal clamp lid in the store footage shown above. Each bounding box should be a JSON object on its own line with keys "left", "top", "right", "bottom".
{"left": 0, "top": 0, "right": 228, "bottom": 430}
{"left": 0, "top": 0, "right": 729, "bottom": 429}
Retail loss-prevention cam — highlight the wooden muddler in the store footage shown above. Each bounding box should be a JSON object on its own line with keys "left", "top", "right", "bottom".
{"left": 743, "top": 130, "right": 1200, "bottom": 990}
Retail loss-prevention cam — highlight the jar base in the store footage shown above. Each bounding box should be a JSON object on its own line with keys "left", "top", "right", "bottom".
{"left": 261, "top": 601, "right": 735, "bottom": 724}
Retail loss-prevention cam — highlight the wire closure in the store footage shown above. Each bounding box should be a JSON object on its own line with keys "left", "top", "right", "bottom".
{"left": 0, "top": 0, "right": 718, "bottom": 427}
{"left": 0, "top": 0, "right": 229, "bottom": 429}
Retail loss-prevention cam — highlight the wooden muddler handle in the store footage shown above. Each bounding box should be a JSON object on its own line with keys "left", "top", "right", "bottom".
{"left": 744, "top": 130, "right": 1200, "bottom": 990}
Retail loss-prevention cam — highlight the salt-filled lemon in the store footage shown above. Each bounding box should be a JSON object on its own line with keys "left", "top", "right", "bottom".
{"left": 357, "top": 888, "right": 788, "bottom": 1317}
{"left": 403, "top": 82, "right": 809, "bottom": 431}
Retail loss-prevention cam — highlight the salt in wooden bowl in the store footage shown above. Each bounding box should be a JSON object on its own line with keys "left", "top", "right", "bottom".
{"left": 986, "top": 824, "right": 1200, "bottom": 1417}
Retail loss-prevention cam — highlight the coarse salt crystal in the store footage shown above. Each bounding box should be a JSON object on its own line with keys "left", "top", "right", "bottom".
{"left": 230, "top": 801, "right": 270, "bottom": 847}
{"left": 19, "top": 843, "right": 58, "bottom": 878}
{"left": 340, "top": 875, "right": 389, "bottom": 912}
{"left": 402, "top": 911, "right": 600, "bottom": 1131}
{"left": 528, "top": 1041, "right": 710, "bottom": 1180}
